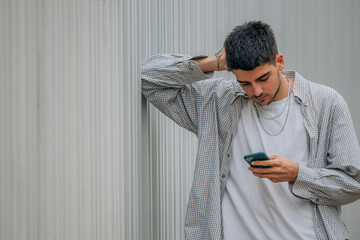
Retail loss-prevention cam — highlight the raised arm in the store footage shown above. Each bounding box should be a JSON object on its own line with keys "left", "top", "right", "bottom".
{"left": 141, "top": 53, "right": 226, "bottom": 134}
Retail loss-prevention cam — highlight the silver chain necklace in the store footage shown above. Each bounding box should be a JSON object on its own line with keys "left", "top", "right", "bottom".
{"left": 254, "top": 77, "right": 291, "bottom": 136}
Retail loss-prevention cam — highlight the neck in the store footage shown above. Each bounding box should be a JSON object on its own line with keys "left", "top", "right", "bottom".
{"left": 273, "top": 74, "right": 291, "bottom": 101}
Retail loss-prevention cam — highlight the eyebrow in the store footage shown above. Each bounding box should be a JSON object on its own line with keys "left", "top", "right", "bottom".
{"left": 237, "top": 71, "right": 271, "bottom": 83}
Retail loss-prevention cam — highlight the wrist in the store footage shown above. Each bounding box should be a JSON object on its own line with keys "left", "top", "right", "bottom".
{"left": 193, "top": 55, "right": 218, "bottom": 73}
{"left": 290, "top": 163, "right": 299, "bottom": 182}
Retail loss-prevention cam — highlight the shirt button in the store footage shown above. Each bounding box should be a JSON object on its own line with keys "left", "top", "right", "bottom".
{"left": 227, "top": 154, "right": 230, "bottom": 158}
{"left": 222, "top": 174, "right": 226, "bottom": 178}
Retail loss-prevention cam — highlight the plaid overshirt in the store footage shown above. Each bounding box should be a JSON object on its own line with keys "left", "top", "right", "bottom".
{"left": 141, "top": 54, "right": 360, "bottom": 240}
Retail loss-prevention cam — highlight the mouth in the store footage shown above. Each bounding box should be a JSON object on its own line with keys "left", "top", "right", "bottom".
{"left": 255, "top": 95, "right": 267, "bottom": 101}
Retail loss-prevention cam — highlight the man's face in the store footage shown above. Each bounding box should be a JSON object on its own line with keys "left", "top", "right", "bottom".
{"left": 232, "top": 54, "right": 286, "bottom": 106}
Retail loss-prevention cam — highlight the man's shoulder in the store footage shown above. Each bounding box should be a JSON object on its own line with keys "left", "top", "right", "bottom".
{"left": 293, "top": 71, "right": 344, "bottom": 103}
{"left": 307, "top": 79, "right": 338, "bottom": 96}
{"left": 297, "top": 74, "right": 348, "bottom": 110}
{"left": 311, "top": 80, "right": 344, "bottom": 100}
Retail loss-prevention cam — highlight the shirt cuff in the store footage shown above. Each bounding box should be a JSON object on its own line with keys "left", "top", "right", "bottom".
{"left": 183, "top": 55, "right": 214, "bottom": 82}
{"left": 289, "top": 165, "right": 319, "bottom": 203}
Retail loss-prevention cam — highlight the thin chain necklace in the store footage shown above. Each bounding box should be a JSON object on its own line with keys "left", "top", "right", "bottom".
{"left": 254, "top": 77, "right": 291, "bottom": 136}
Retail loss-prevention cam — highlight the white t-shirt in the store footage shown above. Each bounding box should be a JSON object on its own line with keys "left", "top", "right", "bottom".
{"left": 222, "top": 94, "right": 316, "bottom": 240}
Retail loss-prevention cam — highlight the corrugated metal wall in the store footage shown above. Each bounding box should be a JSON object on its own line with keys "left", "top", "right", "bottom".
{"left": 1, "top": 0, "right": 359, "bottom": 239}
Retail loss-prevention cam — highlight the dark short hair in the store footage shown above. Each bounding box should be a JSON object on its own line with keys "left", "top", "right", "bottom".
{"left": 224, "top": 21, "right": 278, "bottom": 71}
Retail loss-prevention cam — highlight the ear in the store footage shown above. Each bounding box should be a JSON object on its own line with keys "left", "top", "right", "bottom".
{"left": 276, "top": 54, "right": 285, "bottom": 71}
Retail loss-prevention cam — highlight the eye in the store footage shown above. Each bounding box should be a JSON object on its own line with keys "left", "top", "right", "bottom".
{"left": 239, "top": 82, "right": 250, "bottom": 86}
{"left": 259, "top": 76, "right": 269, "bottom": 82}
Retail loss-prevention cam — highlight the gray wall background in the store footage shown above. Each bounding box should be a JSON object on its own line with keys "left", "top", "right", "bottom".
{"left": 1, "top": 0, "right": 360, "bottom": 239}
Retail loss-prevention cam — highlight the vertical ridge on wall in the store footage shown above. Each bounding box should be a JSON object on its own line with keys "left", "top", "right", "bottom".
{"left": 117, "top": 0, "right": 125, "bottom": 238}
{"left": 0, "top": 1, "right": 9, "bottom": 239}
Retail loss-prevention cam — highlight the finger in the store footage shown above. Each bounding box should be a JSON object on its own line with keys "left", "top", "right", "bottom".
{"left": 251, "top": 160, "right": 273, "bottom": 167}
{"left": 249, "top": 165, "right": 292, "bottom": 182}
{"left": 248, "top": 166, "right": 273, "bottom": 174}
{"left": 250, "top": 170, "right": 286, "bottom": 182}
{"left": 251, "top": 171, "right": 274, "bottom": 179}
{"left": 249, "top": 166, "right": 284, "bottom": 176}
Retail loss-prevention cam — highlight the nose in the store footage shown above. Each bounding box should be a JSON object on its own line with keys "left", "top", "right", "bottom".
{"left": 253, "top": 84, "right": 263, "bottom": 97}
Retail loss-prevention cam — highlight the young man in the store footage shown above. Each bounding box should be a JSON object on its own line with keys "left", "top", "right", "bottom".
{"left": 141, "top": 21, "right": 360, "bottom": 239}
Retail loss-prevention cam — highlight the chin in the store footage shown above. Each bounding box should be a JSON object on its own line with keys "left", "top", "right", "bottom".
{"left": 252, "top": 97, "right": 270, "bottom": 106}
{"left": 258, "top": 101, "right": 269, "bottom": 106}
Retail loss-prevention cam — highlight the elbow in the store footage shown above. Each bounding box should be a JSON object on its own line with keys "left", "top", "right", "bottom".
{"left": 312, "top": 186, "right": 360, "bottom": 206}
{"left": 141, "top": 73, "right": 152, "bottom": 98}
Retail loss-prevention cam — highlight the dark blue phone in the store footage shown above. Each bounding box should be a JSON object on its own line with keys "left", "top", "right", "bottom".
{"left": 244, "top": 152, "right": 271, "bottom": 168}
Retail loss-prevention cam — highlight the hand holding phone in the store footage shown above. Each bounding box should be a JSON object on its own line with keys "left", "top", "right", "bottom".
{"left": 246, "top": 154, "right": 299, "bottom": 182}
{"left": 244, "top": 152, "right": 271, "bottom": 168}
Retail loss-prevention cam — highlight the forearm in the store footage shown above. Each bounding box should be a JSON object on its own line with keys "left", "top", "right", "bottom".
{"left": 141, "top": 54, "right": 213, "bottom": 93}
{"left": 289, "top": 165, "right": 360, "bottom": 206}
{"left": 193, "top": 55, "right": 219, "bottom": 73}
{"left": 193, "top": 48, "right": 228, "bottom": 73}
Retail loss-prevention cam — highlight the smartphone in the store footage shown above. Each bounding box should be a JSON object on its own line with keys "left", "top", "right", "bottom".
{"left": 244, "top": 152, "right": 271, "bottom": 168}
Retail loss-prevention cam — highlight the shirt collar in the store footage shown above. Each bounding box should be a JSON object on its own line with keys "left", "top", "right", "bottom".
{"left": 283, "top": 70, "right": 309, "bottom": 105}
